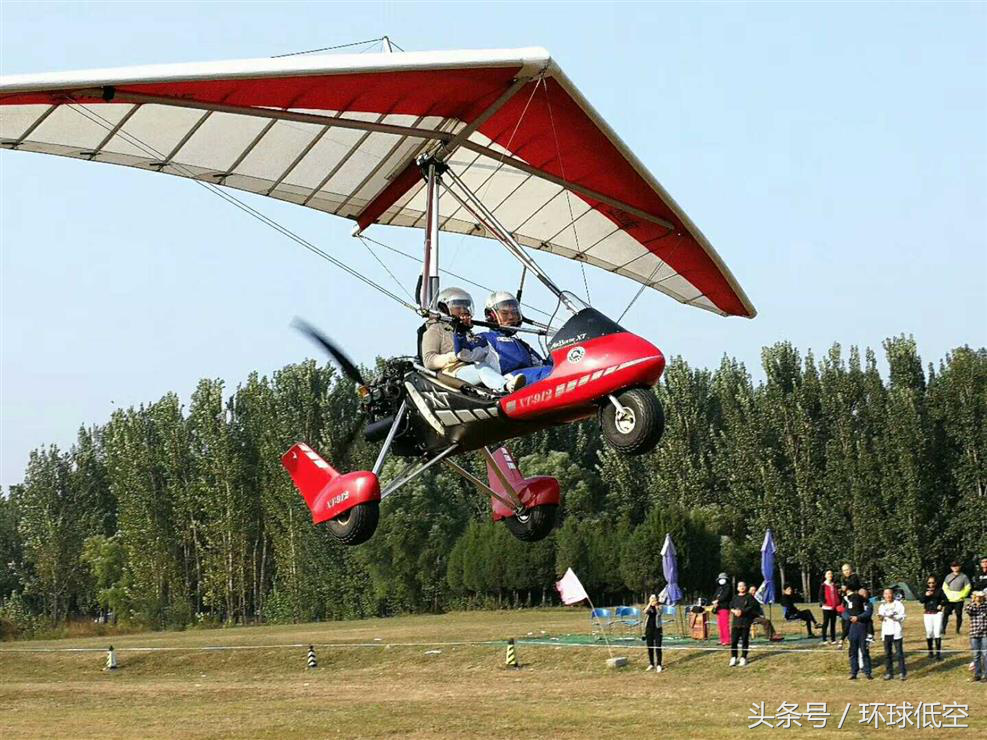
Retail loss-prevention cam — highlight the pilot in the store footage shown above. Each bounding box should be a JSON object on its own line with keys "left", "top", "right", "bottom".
{"left": 420, "top": 287, "right": 526, "bottom": 393}
{"left": 477, "top": 291, "right": 553, "bottom": 385}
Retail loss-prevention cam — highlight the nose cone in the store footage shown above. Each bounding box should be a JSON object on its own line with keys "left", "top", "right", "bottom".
{"left": 625, "top": 333, "right": 665, "bottom": 385}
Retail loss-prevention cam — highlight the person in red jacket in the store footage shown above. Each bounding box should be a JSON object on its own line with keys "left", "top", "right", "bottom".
{"left": 818, "top": 569, "right": 841, "bottom": 645}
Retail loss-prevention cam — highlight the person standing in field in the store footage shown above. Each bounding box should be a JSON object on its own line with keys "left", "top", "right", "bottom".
{"left": 878, "top": 587, "right": 907, "bottom": 681}
{"left": 922, "top": 575, "right": 947, "bottom": 660}
{"left": 971, "top": 558, "right": 987, "bottom": 672}
{"left": 971, "top": 557, "right": 987, "bottom": 595}
{"left": 845, "top": 590, "right": 873, "bottom": 680}
{"left": 964, "top": 590, "right": 987, "bottom": 682}
{"left": 942, "top": 561, "right": 972, "bottom": 636}
{"left": 712, "top": 572, "right": 732, "bottom": 647}
{"left": 839, "top": 563, "right": 861, "bottom": 648}
{"left": 643, "top": 594, "right": 664, "bottom": 673}
{"left": 818, "top": 570, "right": 841, "bottom": 645}
{"left": 729, "top": 581, "right": 759, "bottom": 667}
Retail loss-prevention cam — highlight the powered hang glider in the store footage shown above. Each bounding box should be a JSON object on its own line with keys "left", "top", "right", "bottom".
{"left": 0, "top": 47, "right": 756, "bottom": 546}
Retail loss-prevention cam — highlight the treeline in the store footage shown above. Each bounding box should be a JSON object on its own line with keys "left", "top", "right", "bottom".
{"left": 0, "top": 337, "right": 983, "bottom": 633}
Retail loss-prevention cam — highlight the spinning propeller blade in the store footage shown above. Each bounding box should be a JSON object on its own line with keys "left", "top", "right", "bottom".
{"left": 292, "top": 318, "right": 366, "bottom": 386}
{"left": 292, "top": 317, "right": 369, "bottom": 463}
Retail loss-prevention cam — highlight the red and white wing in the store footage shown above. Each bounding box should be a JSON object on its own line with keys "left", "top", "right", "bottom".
{"left": 0, "top": 48, "right": 755, "bottom": 317}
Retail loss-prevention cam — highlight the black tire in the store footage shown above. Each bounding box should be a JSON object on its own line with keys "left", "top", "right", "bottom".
{"left": 503, "top": 504, "right": 558, "bottom": 542}
{"left": 325, "top": 502, "right": 379, "bottom": 546}
{"left": 598, "top": 387, "right": 665, "bottom": 456}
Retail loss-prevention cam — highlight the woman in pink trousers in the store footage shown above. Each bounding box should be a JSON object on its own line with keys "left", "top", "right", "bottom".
{"left": 713, "top": 573, "right": 732, "bottom": 646}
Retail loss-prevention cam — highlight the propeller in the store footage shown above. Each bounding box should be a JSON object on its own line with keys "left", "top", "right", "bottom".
{"left": 292, "top": 317, "right": 368, "bottom": 464}
{"left": 292, "top": 317, "right": 366, "bottom": 387}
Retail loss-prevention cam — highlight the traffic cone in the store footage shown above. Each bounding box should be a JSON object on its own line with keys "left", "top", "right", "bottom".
{"left": 504, "top": 638, "right": 519, "bottom": 669}
{"left": 306, "top": 645, "right": 318, "bottom": 669}
{"left": 104, "top": 645, "right": 117, "bottom": 671}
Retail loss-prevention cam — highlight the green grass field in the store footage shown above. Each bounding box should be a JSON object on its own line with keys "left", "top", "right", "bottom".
{"left": 2, "top": 607, "right": 984, "bottom": 737}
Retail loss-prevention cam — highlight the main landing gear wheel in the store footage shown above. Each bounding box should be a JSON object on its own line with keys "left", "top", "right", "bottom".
{"left": 599, "top": 388, "right": 665, "bottom": 456}
{"left": 325, "top": 502, "right": 379, "bottom": 546}
{"left": 503, "top": 504, "right": 558, "bottom": 542}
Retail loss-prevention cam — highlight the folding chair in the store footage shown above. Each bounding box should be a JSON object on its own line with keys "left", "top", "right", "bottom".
{"left": 590, "top": 607, "right": 613, "bottom": 639}
{"left": 661, "top": 604, "right": 681, "bottom": 635}
{"left": 615, "top": 606, "right": 641, "bottom": 635}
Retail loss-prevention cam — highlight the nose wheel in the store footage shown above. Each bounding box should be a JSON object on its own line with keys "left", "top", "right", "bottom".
{"left": 599, "top": 388, "right": 665, "bottom": 455}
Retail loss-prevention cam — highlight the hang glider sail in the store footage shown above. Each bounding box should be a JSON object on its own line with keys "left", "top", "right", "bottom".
{"left": 0, "top": 47, "right": 755, "bottom": 318}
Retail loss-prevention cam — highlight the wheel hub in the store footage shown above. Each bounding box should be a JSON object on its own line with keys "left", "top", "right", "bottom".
{"left": 614, "top": 406, "right": 636, "bottom": 434}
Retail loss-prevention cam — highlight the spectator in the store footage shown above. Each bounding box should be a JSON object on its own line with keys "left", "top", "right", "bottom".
{"left": 838, "top": 564, "right": 861, "bottom": 647}
{"left": 712, "top": 572, "right": 732, "bottom": 647}
{"left": 965, "top": 590, "right": 987, "bottom": 682}
{"left": 922, "top": 575, "right": 947, "bottom": 660}
{"left": 818, "top": 569, "right": 841, "bottom": 645}
{"left": 840, "top": 563, "right": 862, "bottom": 594}
{"left": 877, "top": 587, "right": 907, "bottom": 681}
{"left": 845, "top": 590, "right": 873, "bottom": 680}
{"left": 781, "top": 585, "right": 819, "bottom": 638}
{"left": 862, "top": 586, "right": 876, "bottom": 644}
{"left": 643, "top": 594, "right": 664, "bottom": 673}
{"left": 971, "top": 558, "right": 987, "bottom": 673}
{"left": 729, "top": 581, "right": 759, "bottom": 667}
{"left": 971, "top": 556, "right": 987, "bottom": 595}
{"left": 942, "top": 561, "right": 972, "bottom": 636}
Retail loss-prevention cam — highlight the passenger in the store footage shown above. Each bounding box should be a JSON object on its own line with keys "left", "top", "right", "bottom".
{"left": 477, "top": 291, "right": 553, "bottom": 385}
{"left": 420, "top": 287, "right": 525, "bottom": 393}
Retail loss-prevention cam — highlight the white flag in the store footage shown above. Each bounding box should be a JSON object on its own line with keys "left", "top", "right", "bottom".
{"left": 555, "top": 567, "right": 589, "bottom": 605}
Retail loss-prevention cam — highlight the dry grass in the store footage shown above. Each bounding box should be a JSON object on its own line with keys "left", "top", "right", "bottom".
{"left": 2, "top": 607, "right": 984, "bottom": 738}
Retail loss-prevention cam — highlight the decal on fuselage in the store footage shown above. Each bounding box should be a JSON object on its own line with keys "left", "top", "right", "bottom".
{"left": 505, "top": 355, "right": 662, "bottom": 413}
{"left": 326, "top": 491, "right": 350, "bottom": 510}
{"left": 549, "top": 332, "right": 587, "bottom": 350}
{"left": 566, "top": 346, "right": 586, "bottom": 364}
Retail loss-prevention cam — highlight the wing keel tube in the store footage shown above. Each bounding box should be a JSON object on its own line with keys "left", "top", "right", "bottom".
{"left": 281, "top": 442, "right": 380, "bottom": 524}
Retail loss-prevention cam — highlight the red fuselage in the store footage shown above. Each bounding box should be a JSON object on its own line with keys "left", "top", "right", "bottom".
{"left": 500, "top": 331, "right": 665, "bottom": 421}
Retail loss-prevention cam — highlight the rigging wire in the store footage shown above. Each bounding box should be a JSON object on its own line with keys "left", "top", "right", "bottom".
{"left": 271, "top": 38, "right": 388, "bottom": 58}
{"left": 356, "top": 234, "right": 553, "bottom": 319}
{"left": 615, "top": 230, "right": 684, "bottom": 322}
{"left": 62, "top": 101, "right": 417, "bottom": 312}
{"left": 542, "top": 78, "right": 591, "bottom": 306}
{"left": 616, "top": 261, "right": 663, "bottom": 323}
{"left": 441, "top": 75, "right": 544, "bottom": 233}
{"left": 355, "top": 235, "right": 415, "bottom": 302}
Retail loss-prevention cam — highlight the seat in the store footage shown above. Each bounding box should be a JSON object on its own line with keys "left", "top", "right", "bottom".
{"left": 590, "top": 607, "right": 613, "bottom": 638}
{"left": 416, "top": 323, "right": 427, "bottom": 363}
{"left": 615, "top": 606, "right": 640, "bottom": 635}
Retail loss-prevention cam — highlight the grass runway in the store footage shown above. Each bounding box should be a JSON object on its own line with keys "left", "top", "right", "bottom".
{"left": 2, "top": 607, "right": 984, "bottom": 737}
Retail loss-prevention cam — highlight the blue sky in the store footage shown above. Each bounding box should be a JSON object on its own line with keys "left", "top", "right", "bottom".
{"left": 1, "top": 1, "right": 985, "bottom": 489}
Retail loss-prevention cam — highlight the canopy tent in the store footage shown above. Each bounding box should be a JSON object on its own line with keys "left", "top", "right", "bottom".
{"left": 888, "top": 581, "right": 917, "bottom": 601}
{"left": 0, "top": 47, "right": 755, "bottom": 318}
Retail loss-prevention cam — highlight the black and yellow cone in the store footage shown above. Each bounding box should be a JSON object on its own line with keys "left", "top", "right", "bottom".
{"left": 306, "top": 645, "right": 318, "bottom": 669}
{"left": 505, "top": 638, "right": 519, "bottom": 669}
{"left": 104, "top": 645, "right": 117, "bottom": 671}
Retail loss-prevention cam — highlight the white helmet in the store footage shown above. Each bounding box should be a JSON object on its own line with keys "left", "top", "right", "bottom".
{"left": 433, "top": 287, "right": 473, "bottom": 318}
{"left": 484, "top": 291, "right": 522, "bottom": 328}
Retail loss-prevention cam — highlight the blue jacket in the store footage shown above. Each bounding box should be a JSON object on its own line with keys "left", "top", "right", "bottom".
{"left": 844, "top": 597, "right": 872, "bottom": 635}
{"left": 477, "top": 329, "right": 550, "bottom": 374}
{"left": 451, "top": 330, "right": 488, "bottom": 354}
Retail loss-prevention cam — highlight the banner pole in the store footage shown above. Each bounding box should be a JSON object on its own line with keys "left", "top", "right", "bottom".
{"left": 585, "top": 594, "right": 614, "bottom": 659}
